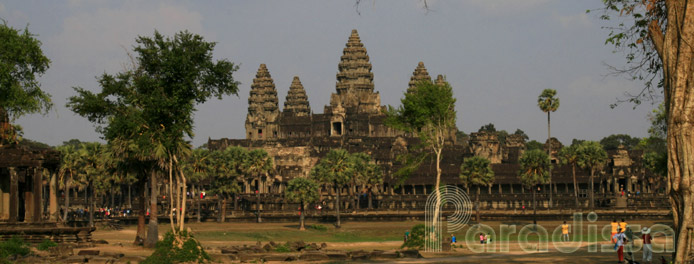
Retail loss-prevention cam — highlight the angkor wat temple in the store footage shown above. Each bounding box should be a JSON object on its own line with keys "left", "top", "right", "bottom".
{"left": 208, "top": 30, "right": 667, "bottom": 214}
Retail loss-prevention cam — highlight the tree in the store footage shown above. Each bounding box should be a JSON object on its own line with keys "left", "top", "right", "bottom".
{"left": 558, "top": 145, "right": 581, "bottom": 207}
{"left": 209, "top": 147, "right": 245, "bottom": 222}
{"left": 599, "top": 134, "right": 641, "bottom": 150}
{"left": 525, "top": 140, "right": 544, "bottom": 151}
{"left": 181, "top": 148, "right": 211, "bottom": 223}
{"left": 538, "top": 89, "right": 559, "bottom": 208}
{"left": 285, "top": 178, "right": 320, "bottom": 230}
{"left": 310, "top": 149, "right": 353, "bottom": 228}
{"left": 348, "top": 152, "right": 383, "bottom": 211}
{"left": 242, "top": 149, "right": 273, "bottom": 223}
{"left": 385, "top": 80, "right": 456, "bottom": 234}
{"left": 459, "top": 156, "right": 495, "bottom": 224}
{"left": 576, "top": 141, "right": 607, "bottom": 210}
{"left": 57, "top": 144, "right": 84, "bottom": 222}
{"left": 599, "top": 1, "right": 694, "bottom": 260}
{"left": 478, "top": 123, "right": 496, "bottom": 133}
{"left": 0, "top": 23, "right": 52, "bottom": 145}
{"left": 513, "top": 129, "right": 530, "bottom": 141}
{"left": 519, "top": 149, "right": 550, "bottom": 226}
{"left": 67, "top": 30, "right": 239, "bottom": 248}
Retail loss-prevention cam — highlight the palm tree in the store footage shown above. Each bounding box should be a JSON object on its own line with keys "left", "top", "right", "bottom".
{"left": 459, "top": 156, "right": 495, "bottom": 224}
{"left": 57, "top": 144, "right": 84, "bottom": 222}
{"left": 209, "top": 147, "right": 245, "bottom": 222}
{"left": 310, "top": 149, "right": 352, "bottom": 228}
{"left": 286, "top": 178, "right": 320, "bottom": 230}
{"left": 243, "top": 149, "right": 273, "bottom": 223}
{"left": 181, "top": 148, "right": 212, "bottom": 223}
{"left": 576, "top": 141, "right": 608, "bottom": 210}
{"left": 558, "top": 145, "right": 581, "bottom": 207}
{"left": 519, "top": 149, "right": 551, "bottom": 226}
{"left": 537, "top": 89, "right": 559, "bottom": 207}
{"left": 349, "top": 153, "right": 383, "bottom": 212}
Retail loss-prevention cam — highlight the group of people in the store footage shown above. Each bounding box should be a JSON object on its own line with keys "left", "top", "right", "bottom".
{"left": 611, "top": 219, "right": 654, "bottom": 263}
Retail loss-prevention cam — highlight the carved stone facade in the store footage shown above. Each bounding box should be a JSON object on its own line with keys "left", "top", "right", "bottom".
{"left": 245, "top": 64, "right": 280, "bottom": 141}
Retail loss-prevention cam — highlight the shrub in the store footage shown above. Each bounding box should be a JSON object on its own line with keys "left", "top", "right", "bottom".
{"left": 142, "top": 230, "right": 210, "bottom": 264}
{"left": 308, "top": 224, "right": 327, "bottom": 231}
{"left": 0, "top": 236, "right": 30, "bottom": 260}
{"left": 37, "top": 239, "right": 58, "bottom": 251}
{"left": 274, "top": 244, "right": 291, "bottom": 253}
{"left": 401, "top": 224, "right": 425, "bottom": 249}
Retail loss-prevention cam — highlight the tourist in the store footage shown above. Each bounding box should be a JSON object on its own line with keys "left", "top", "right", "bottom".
{"left": 451, "top": 234, "right": 456, "bottom": 244}
{"left": 486, "top": 233, "right": 491, "bottom": 244}
{"left": 642, "top": 227, "right": 652, "bottom": 263}
{"left": 613, "top": 227, "right": 628, "bottom": 263}
{"left": 561, "top": 221, "right": 570, "bottom": 242}
{"left": 480, "top": 233, "right": 485, "bottom": 244}
{"left": 611, "top": 219, "right": 619, "bottom": 243}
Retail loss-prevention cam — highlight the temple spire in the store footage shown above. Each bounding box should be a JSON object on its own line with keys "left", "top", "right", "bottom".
{"left": 283, "top": 76, "right": 311, "bottom": 116}
{"left": 330, "top": 29, "right": 380, "bottom": 114}
{"left": 408, "top": 61, "right": 432, "bottom": 93}
{"left": 245, "top": 64, "right": 280, "bottom": 140}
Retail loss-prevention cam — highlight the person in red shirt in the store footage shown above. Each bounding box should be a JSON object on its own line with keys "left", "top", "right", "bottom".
{"left": 642, "top": 227, "right": 652, "bottom": 263}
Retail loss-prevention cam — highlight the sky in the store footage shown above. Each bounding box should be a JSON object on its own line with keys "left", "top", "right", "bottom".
{"left": 1, "top": 0, "right": 659, "bottom": 147}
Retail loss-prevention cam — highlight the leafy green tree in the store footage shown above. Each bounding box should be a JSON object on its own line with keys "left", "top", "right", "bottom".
{"left": 181, "top": 148, "right": 211, "bottom": 223}
{"left": 348, "top": 152, "right": 383, "bottom": 211}
{"left": 385, "top": 80, "right": 456, "bottom": 232}
{"left": 513, "top": 129, "right": 529, "bottom": 141}
{"left": 558, "top": 145, "right": 581, "bottom": 207}
{"left": 0, "top": 23, "right": 52, "bottom": 145}
{"left": 57, "top": 144, "right": 84, "bottom": 222}
{"left": 209, "top": 147, "right": 245, "bottom": 222}
{"left": 598, "top": 2, "right": 694, "bottom": 259}
{"left": 401, "top": 224, "right": 425, "bottom": 250}
{"left": 242, "top": 149, "right": 273, "bottom": 223}
{"left": 459, "top": 156, "right": 495, "bottom": 224}
{"left": 286, "top": 178, "right": 320, "bottom": 230}
{"left": 538, "top": 89, "right": 559, "bottom": 207}
{"left": 310, "top": 149, "right": 353, "bottom": 228}
{"left": 68, "top": 30, "right": 239, "bottom": 248}
{"left": 599, "top": 134, "right": 641, "bottom": 150}
{"left": 576, "top": 141, "right": 607, "bottom": 210}
{"left": 519, "top": 149, "right": 550, "bottom": 226}
{"left": 478, "top": 123, "right": 496, "bottom": 133}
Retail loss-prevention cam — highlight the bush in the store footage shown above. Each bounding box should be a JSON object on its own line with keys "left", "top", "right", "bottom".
{"left": 0, "top": 236, "right": 30, "bottom": 260}
{"left": 308, "top": 224, "right": 327, "bottom": 231}
{"left": 274, "top": 243, "right": 291, "bottom": 252}
{"left": 142, "top": 230, "right": 210, "bottom": 264}
{"left": 401, "top": 224, "right": 425, "bottom": 249}
{"left": 37, "top": 239, "right": 58, "bottom": 251}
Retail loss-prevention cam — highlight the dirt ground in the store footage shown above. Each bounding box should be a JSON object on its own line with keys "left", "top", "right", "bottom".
{"left": 88, "top": 220, "right": 675, "bottom": 263}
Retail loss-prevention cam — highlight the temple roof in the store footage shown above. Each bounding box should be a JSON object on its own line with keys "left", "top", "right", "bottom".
{"left": 283, "top": 76, "right": 311, "bottom": 116}
{"left": 435, "top": 74, "right": 446, "bottom": 86}
{"left": 247, "top": 64, "right": 279, "bottom": 121}
{"left": 335, "top": 29, "right": 374, "bottom": 95}
{"left": 407, "top": 61, "right": 432, "bottom": 93}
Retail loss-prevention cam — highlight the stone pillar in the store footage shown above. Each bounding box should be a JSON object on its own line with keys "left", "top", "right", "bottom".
{"left": 25, "top": 168, "right": 34, "bottom": 222}
{"left": 412, "top": 185, "right": 416, "bottom": 195}
{"left": 33, "top": 167, "right": 42, "bottom": 222}
{"left": 498, "top": 184, "right": 502, "bottom": 194}
{"left": 49, "top": 169, "right": 58, "bottom": 222}
{"left": 510, "top": 184, "right": 513, "bottom": 194}
{"left": 9, "top": 167, "right": 17, "bottom": 223}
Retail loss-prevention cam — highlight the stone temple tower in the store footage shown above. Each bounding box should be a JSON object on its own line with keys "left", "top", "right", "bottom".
{"left": 282, "top": 76, "right": 311, "bottom": 116}
{"left": 329, "top": 29, "right": 380, "bottom": 114}
{"left": 245, "top": 64, "right": 280, "bottom": 140}
{"left": 408, "top": 61, "right": 432, "bottom": 93}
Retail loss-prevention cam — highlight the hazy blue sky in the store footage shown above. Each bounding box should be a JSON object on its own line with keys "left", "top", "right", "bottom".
{"left": 1, "top": 0, "right": 658, "bottom": 147}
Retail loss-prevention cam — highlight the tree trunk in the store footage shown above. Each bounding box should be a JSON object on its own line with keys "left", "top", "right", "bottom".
{"left": 217, "top": 199, "right": 222, "bottom": 223}
{"left": 221, "top": 198, "right": 227, "bottom": 223}
{"left": 134, "top": 179, "right": 146, "bottom": 246}
{"left": 590, "top": 170, "right": 595, "bottom": 210}
{"left": 63, "top": 176, "right": 71, "bottom": 222}
{"left": 178, "top": 165, "right": 186, "bottom": 232}
{"left": 368, "top": 188, "right": 373, "bottom": 210}
{"left": 475, "top": 186, "right": 480, "bottom": 224}
{"left": 299, "top": 201, "right": 305, "bottom": 230}
{"left": 335, "top": 185, "right": 341, "bottom": 228}
{"left": 145, "top": 169, "right": 158, "bottom": 248}
{"left": 256, "top": 186, "right": 262, "bottom": 223}
{"left": 572, "top": 164, "right": 579, "bottom": 208}
{"left": 88, "top": 184, "right": 94, "bottom": 228}
{"left": 128, "top": 184, "right": 132, "bottom": 209}
{"left": 548, "top": 112, "right": 553, "bottom": 208}
{"left": 533, "top": 187, "right": 537, "bottom": 226}
{"left": 168, "top": 157, "right": 175, "bottom": 232}
{"left": 432, "top": 149, "right": 443, "bottom": 237}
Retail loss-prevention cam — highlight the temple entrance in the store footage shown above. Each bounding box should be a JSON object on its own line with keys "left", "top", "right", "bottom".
{"left": 332, "top": 122, "right": 343, "bottom": 136}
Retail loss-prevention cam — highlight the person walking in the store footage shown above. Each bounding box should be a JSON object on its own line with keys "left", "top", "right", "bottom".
{"left": 561, "top": 221, "right": 570, "bottom": 242}
{"left": 613, "top": 228, "right": 628, "bottom": 263}
{"left": 641, "top": 227, "right": 653, "bottom": 263}
{"left": 611, "top": 219, "right": 619, "bottom": 243}
{"left": 619, "top": 218, "right": 628, "bottom": 232}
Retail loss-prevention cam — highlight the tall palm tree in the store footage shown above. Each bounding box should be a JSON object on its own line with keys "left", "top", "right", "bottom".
{"left": 519, "top": 149, "right": 551, "bottom": 226}
{"left": 559, "top": 145, "right": 581, "bottom": 207}
{"left": 538, "top": 89, "right": 559, "bottom": 207}
{"left": 57, "top": 144, "right": 84, "bottom": 222}
{"left": 209, "top": 147, "right": 245, "bottom": 222}
{"left": 311, "top": 149, "right": 352, "bottom": 228}
{"left": 349, "top": 153, "right": 383, "bottom": 212}
{"left": 181, "top": 148, "right": 212, "bottom": 223}
{"left": 577, "top": 141, "right": 608, "bottom": 210}
{"left": 459, "top": 156, "right": 495, "bottom": 224}
{"left": 243, "top": 149, "right": 273, "bottom": 223}
{"left": 286, "top": 178, "right": 320, "bottom": 230}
